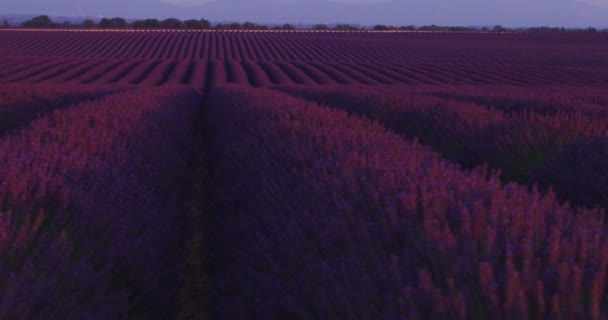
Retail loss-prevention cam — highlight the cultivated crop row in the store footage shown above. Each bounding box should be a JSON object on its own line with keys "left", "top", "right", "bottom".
{"left": 276, "top": 85, "right": 608, "bottom": 210}
{"left": 204, "top": 85, "right": 607, "bottom": 319}
{"left": 0, "top": 83, "right": 126, "bottom": 136}
{"left": 0, "top": 86, "right": 201, "bottom": 319}
{"left": 1, "top": 31, "right": 607, "bottom": 66}
{"left": 1, "top": 30, "right": 607, "bottom": 88}
{"left": 1, "top": 58, "right": 607, "bottom": 88}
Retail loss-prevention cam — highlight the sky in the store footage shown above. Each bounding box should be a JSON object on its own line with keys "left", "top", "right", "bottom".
{"left": 3, "top": 0, "right": 608, "bottom": 27}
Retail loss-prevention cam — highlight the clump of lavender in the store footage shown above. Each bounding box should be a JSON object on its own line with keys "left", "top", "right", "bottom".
{"left": 276, "top": 84, "right": 608, "bottom": 210}
{"left": 533, "top": 136, "right": 608, "bottom": 210}
{"left": 0, "top": 85, "right": 201, "bottom": 319}
{"left": 205, "top": 85, "right": 607, "bottom": 319}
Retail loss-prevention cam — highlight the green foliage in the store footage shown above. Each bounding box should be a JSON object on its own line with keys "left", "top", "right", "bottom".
{"left": 372, "top": 24, "right": 393, "bottom": 30}
{"left": 274, "top": 23, "right": 295, "bottom": 30}
{"left": 132, "top": 18, "right": 160, "bottom": 29}
{"left": 398, "top": 25, "right": 416, "bottom": 30}
{"left": 242, "top": 21, "right": 268, "bottom": 30}
{"left": 99, "top": 17, "right": 128, "bottom": 29}
{"left": 160, "top": 18, "right": 185, "bottom": 29}
{"left": 334, "top": 24, "right": 358, "bottom": 30}
{"left": 22, "top": 15, "right": 56, "bottom": 29}
{"left": 183, "top": 19, "right": 211, "bottom": 29}
{"left": 80, "top": 19, "right": 97, "bottom": 29}
{"left": 228, "top": 22, "right": 241, "bottom": 30}
{"left": 493, "top": 25, "right": 506, "bottom": 32}
{"left": 200, "top": 18, "right": 212, "bottom": 29}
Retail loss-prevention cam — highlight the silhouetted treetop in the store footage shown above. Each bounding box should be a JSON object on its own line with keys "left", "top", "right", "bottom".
{"left": 160, "top": 18, "right": 185, "bottom": 29}
{"left": 99, "top": 17, "right": 128, "bottom": 29}
{"left": 23, "top": 15, "right": 56, "bottom": 28}
{"left": 81, "top": 19, "right": 97, "bottom": 29}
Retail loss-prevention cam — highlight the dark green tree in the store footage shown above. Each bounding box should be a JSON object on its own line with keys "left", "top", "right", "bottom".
{"left": 493, "top": 25, "right": 506, "bottom": 32}
{"left": 146, "top": 19, "right": 161, "bottom": 28}
{"left": 372, "top": 24, "right": 392, "bottom": 31}
{"left": 99, "top": 17, "right": 128, "bottom": 29}
{"left": 23, "top": 15, "right": 55, "bottom": 28}
{"left": 228, "top": 22, "right": 242, "bottom": 30}
{"left": 242, "top": 21, "right": 256, "bottom": 29}
{"left": 81, "top": 19, "right": 97, "bottom": 29}
{"left": 160, "top": 18, "right": 185, "bottom": 29}
{"left": 240, "top": 21, "right": 266, "bottom": 30}
{"left": 184, "top": 19, "right": 204, "bottom": 29}
{"left": 398, "top": 25, "right": 416, "bottom": 31}
{"left": 275, "top": 23, "right": 295, "bottom": 30}
{"left": 200, "top": 18, "right": 212, "bottom": 29}
{"left": 334, "top": 24, "right": 358, "bottom": 30}
{"left": 132, "top": 20, "right": 146, "bottom": 28}
{"left": 418, "top": 24, "right": 439, "bottom": 31}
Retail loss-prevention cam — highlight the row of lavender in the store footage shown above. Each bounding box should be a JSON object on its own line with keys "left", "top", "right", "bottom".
{"left": 275, "top": 85, "right": 608, "bottom": 211}
{"left": 0, "top": 85, "right": 201, "bottom": 319}
{"left": 3, "top": 57, "right": 607, "bottom": 90}
{"left": 0, "top": 83, "right": 130, "bottom": 136}
{"left": 204, "top": 85, "right": 607, "bottom": 319}
{"left": 2, "top": 31, "right": 607, "bottom": 66}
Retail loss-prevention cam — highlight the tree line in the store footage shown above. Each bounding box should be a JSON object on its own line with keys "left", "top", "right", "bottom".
{"left": 2, "top": 15, "right": 606, "bottom": 33}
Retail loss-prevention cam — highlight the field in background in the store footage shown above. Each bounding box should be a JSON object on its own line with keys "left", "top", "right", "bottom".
{"left": 0, "top": 30, "right": 607, "bottom": 89}
{"left": 0, "top": 30, "right": 607, "bottom": 319}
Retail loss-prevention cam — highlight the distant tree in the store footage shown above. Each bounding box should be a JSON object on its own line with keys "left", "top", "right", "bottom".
{"left": 132, "top": 20, "right": 146, "bottom": 29}
{"left": 133, "top": 19, "right": 162, "bottom": 29}
{"left": 587, "top": 27, "right": 597, "bottom": 33}
{"left": 398, "top": 25, "right": 416, "bottom": 31}
{"left": 241, "top": 21, "right": 268, "bottom": 30}
{"left": 214, "top": 23, "right": 225, "bottom": 29}
{"left": 62, "top": 20, "right": 73, "bottom": 29}
{"left": 1, "top": 19, "right": 11, "bottom": 28}
{"left": 200, "top": 18, "right": 212, "bottom": 29}
{"left": 242, "top": 21, "right": 256, "bottom": 29}
{"left": 99, "top": 17, "right": 128, "bottom": 29}
{"left": 493, "top": 25, "right": 506, "bottom": 32}
{"left": 372, "top": 24, "right": 392, "bottom": 31}
{"left": 444, "top": 26, "right": 474, "bottom": 32}
{"left": 184, "top": 19, "right": 204, "bottom": 29}
{"left": 160, "top": 18, "right": 184, "bottom": 29}
{"left": 228, "top": 22, "right": 242, "bottom": 30}
{"left": 98, "top": 18, "right": 110, "bottom": 28}
{"left": 312, "top": 24, "right": 329, "bottom": 30}
{"left": 23, "top": 15, "right": 55, "bottom": 28}
{"left": 113, "top": 17, "right": 128, "bottom": 28}
{"left": 81, "top": 19, "right": 97, "bottom": 29}
{"left": 420, "top": 24, "right": 438, "bottom": 31}
{"left": 528, "top": 26, "right": 558, "bottom": 32}
{"left": 145, "top": 19, "right": 161, "bottom": 29}
{"left": 274, "top": 23, "right": 295, "bottom": 30}
{"left": 334, "top": 24, "right": 358, "bottom": 30}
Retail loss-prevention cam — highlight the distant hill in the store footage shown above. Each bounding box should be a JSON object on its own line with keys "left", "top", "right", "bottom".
{"left": 2, "top": 0, "right": 608, "bottom": 28}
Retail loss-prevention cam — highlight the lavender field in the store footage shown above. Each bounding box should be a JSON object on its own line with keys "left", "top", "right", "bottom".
{"left": 0, "top": 29, "right": 606, "bottom": 320}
